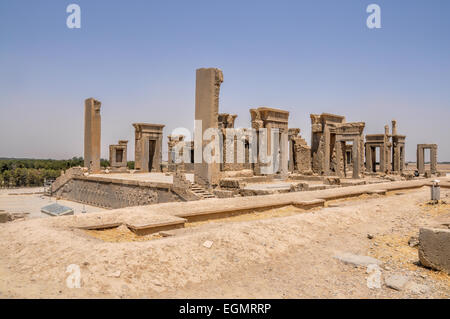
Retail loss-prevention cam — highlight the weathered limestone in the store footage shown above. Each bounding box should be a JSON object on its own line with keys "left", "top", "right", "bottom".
{"left": 168, "top": 135, "right": 185, "bottom": 169}
{"left": 288, "top": 128, "right": 311, "bottom": 173}
{"left": 219, "top": 113, "right": 249, "bottom": 172}
{"left": 84, "top": 98, "right": 101, "bottom": 173}
{"left": 365, "top": 125, "right": 392, "bottom": 174}
{"left": 109, "top": 140, "right": 128, "bottom": 171}
{"left": 194, "top": 68, "right": 223, "bottom": 187}
{"left": 250, "top": 107, "right": 289, "bottom": 176}
{"left": 54, "top": 177, "right": 178, "bottom": 209}
{"left": 391, "top": 120, "right": 406, "bottom": 173}
{"left": 419, "top": 227, "right": 450, "bottom": 274}
{"left": 310, "top": 113, "right": 345, "bottom": 176}
{"left": 417, "top": 144, "right": 438, "bottom": 174}
{"left": 334, "top": 122, "right": 365, "bottom": 179}
{"left": 0, "top": 211, "right": 8, "bottom": 223}
{"left": 218, "top": 113, "right": 237, "bottom": 129}
{"left": 133, "top": 123, "right": 164, "bottom": 172}
{"left": 310, "top": 113, "right": 364, "bottom": 179}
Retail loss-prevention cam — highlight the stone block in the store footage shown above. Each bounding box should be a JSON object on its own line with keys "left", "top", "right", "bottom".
{"left": 219, "top": 178, "right": 242, "bottom": 189}
{"left": 0, "top": 211, "right": 8, "bottom": 223}
{"left": 213, "top": 189, "right": 235, "bottom": 198}
{"left": 419, "top": 227, "right": 450, "bottom": 274}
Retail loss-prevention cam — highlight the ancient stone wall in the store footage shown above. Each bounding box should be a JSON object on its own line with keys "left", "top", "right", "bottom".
{"left": 55, "top": 178, "right": 180, "bottom": 209}
{"left": 288, "top": 128, "right": 311, "bottom": 173}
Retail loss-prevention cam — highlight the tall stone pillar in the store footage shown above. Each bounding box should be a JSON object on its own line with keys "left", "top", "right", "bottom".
{"left": 194, "top": 68, "right": 223, "bottom": 187}
{"left": 84, "top": 98, "right": 101, "bottom": 173}
{"left": 430, "top": 145, "right": 437, "bottom": 174}
{"left": 392, "top": 120, "right": 397, "bottom": 136}
{"left": 365, "top": 144, "right": 372, "bottom": 172}
{"left": 288, "top": 128, "right": 300, "bottom": 173}
{"left": 335, "top": 141, "right": 344, "bottom": 178}
{"left": 417, "top": 145, "right": 425, "bottom": 174}
{"left": 288, "top": 137, "right": 294, "bottom": 172}
{"left": 323, "top": 125, "right": 330, "bottom": 175}
{"left": 352, "top": 137, "right": 360, "bottom": 179}
{"left": 280, "top": 132, "right": 289, "bottom": 177}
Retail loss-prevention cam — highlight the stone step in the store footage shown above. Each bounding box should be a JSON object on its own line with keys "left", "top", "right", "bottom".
{"left": 189, "top": 182, "right": 217, "bottom": 200}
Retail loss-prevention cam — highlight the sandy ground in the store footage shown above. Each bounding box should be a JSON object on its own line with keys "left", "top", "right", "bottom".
{"left": 0, "top": 183, "right": 449, "bottom": 298}
{"left": 405, "top": 163, "right": 450, "bottom": 173}
{"left": 0, "top": 187, "right": 105, "bottom": 219}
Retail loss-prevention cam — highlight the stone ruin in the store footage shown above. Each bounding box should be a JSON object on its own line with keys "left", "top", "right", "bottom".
{"left": 250, "top": 107, "right": 289, "bottom": 177}
{"left": 133, "top": 123, "right": 165, "bottom": 172}
{"left": 194, "top": 68, "right": 224, "bottom": 187}
{"left": 417, "top": 144, "right": 438, "bottom": 175}
{"left": 310, "top": 113, "right": 365, "bottom": 179}
{"left": 364, "top": 121, "right": 407, "bottom": 175}
{"left": 78, "top": 68, "right": 442, "bottom": 186}
{"left": 391, "top": 120, "right": 406, "bottom": 173}
{"left": 288, "top": 128, "right": 311, "bottom": 174}
{"left": 109, "top": 140, "right": 128, "bottom": 172}
{"left": 48, "top": 66, "right": 444, "bottom": 209}
{"left": 365, "top": 125, "right": 392, "bottom": 174}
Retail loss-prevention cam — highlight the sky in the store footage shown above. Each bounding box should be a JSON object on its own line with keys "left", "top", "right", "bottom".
{"left": 0, "top": 0, "right": 449, "bottom": 162}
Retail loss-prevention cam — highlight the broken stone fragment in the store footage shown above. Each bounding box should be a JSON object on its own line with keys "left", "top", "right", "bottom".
{"left": 203, "top": 240, "right": 213, "bottom": 248}
{"left": 408, "top": 236, "right": 419, "bottom": 247}
{"left": 108, "top": 271, "right": 121, "bottom": 278}
{"left": 334, "top": 252, "right": 382, "bottom": 267}
{"left": 384, "top": 274, "right": 409, "bottom": 291}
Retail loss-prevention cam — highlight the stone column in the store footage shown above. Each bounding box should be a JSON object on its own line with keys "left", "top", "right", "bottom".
{"left": 430, "top": 145, "right": 437, "bottom": 174}
{"left": 288, "top": 137, "right": 294, "bottom": 172}
{"left": 288, "top": 128, "right": 300, "bottom": 173}
{"left": 383, "top": 125, "right": 390, "bottom": 172}
{"left": 280, "top": 132, "right": 289, "bottom": 177}
{"left": 155, "top": 135, "right": 163, "bottom": 172}
{"left": 417, "top": 145, "right": 425, "bottom": 174}
{"left": 360, "top": 137, "right": 365, "bottom": 175}
{"left": 323, "top": 125, "right": 330, "bottom": 175}
{"left": 392, "top": 120, "right": 397, "bottom": 136}
{"left": 365, "top": 144, "right": 372, "bottom": 172}
{"left": 84, "top": 98, "right": 101, "bottom": 173}
{"left": 194, "top": 68, "right": 223, "bottom": 187}
{"left": 335, "top": 140, "right": 344, "bottom": 178}
{"left": 352, "top": 137, "right": 360, "bottom": 179}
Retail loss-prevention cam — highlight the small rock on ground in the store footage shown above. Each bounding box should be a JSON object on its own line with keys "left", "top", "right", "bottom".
{"left": 334, "top": 252, "right": 382, "bottom": 267}
{"left": 385, "top": 274, "right": 409, "bottom": 291}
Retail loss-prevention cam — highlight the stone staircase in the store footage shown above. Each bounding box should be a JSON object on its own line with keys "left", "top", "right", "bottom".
{"left": 46, "top": 167, "right": 86, "bottom": 196}
{"left": 190, "top": 182, "right": 216, "bottom": 199}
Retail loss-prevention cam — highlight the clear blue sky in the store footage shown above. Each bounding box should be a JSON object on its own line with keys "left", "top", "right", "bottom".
{"left": 1, "top": 0, "right": 449, "bottom": 161}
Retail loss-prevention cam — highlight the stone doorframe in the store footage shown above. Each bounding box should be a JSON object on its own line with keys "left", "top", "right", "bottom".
{"left": 417, "top": 144, "right": 437, "bottom": 174}
{"left": 133, "top": 123, "right": 165, "bottom": 173}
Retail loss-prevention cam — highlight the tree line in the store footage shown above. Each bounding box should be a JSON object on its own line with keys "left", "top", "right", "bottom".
{"left": 0, "top": 157, "right": 134, "bottom": 188}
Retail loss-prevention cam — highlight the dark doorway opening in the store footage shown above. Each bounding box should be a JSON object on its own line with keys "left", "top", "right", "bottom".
{"left": 148, "top": 139, "right": 156, "bottom": 172}
{"left": 116, "top": 149, "right": 123, "bottom": 163}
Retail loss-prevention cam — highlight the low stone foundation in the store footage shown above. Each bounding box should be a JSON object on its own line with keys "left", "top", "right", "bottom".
{"left": 55, "top": 177, "right": 181, "bottom": 209}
